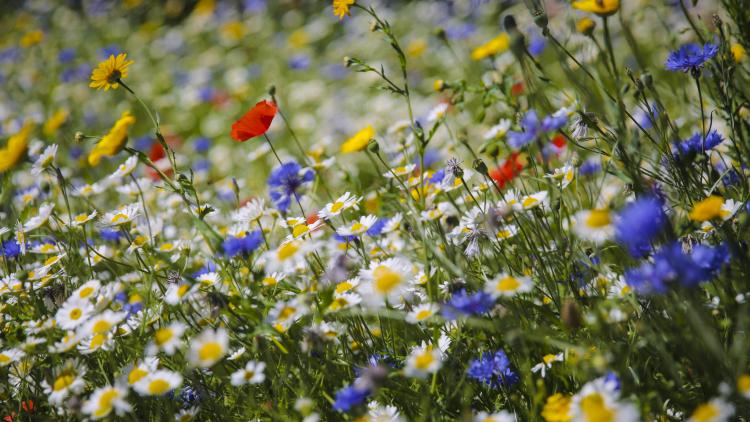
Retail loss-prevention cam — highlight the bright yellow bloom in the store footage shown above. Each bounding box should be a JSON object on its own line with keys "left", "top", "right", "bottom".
{"left": 43, "top": 109, "right": 69, "bottom": 137}
{"left": 407, "top": 39, "right": 428, "bottom": 57}
{"left": 89, "top": 53, "right": 134, "bottom": 91}
{"left": 688, "top": 196, "right": 724, "bottom": 222}
{"left": 341, "top": 125, "right": 375, "bottom": 154}
{"left": 333, "top": 0, "right": 355, "bottom": 20}
{"left": 541, "top": 393, "right": 572, "bottom": 422}
{"left": 576, "top": 17, "right": 596, "bottom": 35}
{"left": 731, "top": 43, "right": 745, "bottom": 62}
{"left": 571, "top": 0, "right": 620, "bottom": 17}
{"left": 0, "top": 122, "right": 34, "bottom": 173}
{"left": 88, "top": 112, "right": 136, "bottom": 166}
{"left": 20, "top": 30, "right": 44, "bottom": 47}
{"left": 470, "top": 33, "right": 510, "bottom": 61}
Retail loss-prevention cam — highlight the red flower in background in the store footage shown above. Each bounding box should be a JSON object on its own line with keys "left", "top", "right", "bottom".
{"left": 489, "top": 152, "right": 524, "bottom": 188}
{"left": 231, "top": 100, "right": 277, "bottom": 142}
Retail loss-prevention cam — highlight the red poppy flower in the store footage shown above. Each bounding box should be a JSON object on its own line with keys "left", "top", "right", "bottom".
{"left": 489, "top": 152, "right": 524, "bottom": 188}
{"left": 231, "top": 100, "right": 277, "bottom": 142}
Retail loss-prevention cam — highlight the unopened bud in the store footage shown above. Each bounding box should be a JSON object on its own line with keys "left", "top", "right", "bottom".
{"left": 473, "top": 158, "right": 488, "bottom": 175}
{"left": 367, "top": 138, "right": 379, "bottom": 154}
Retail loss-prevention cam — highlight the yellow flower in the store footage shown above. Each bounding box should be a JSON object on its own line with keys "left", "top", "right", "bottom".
{"left": 0, "top": 122, "right": 34, "bottom": 173}
{"left": 576, "top": 17, "right": 596, "bottom": 35}
{"left": 541, "top": 393, "right": 572, "bottom": 422}
{"left": 688, "top": 196, "right": 724, "bottom": 222}
{"left": 89, "top": 53, "right": 135, "bottom": 91}
{"left": 731, "top": 43, "right": 745, "bottom": 62}
{"left": 43, "top": 109, "right": 69, "bottom": 137}
{"left": 341, "top": 125, "right": 375, "bottom": 154}
{"left": 407, "top": 39, "right": 428, "bottom": 57}
{"left": 20, "top": 30, "right": 43, "bottom": 47}
{"left": 470, "top": 33, "right": 510, "bottom": 61}
{"left": 333, "top": 0, "right": 355, "bottom": 20}
{"left": 571, "top": 0, "right": 620, "bottom": 17}
{"left": 88, "top": 112, "right": 136, "bottom": 166}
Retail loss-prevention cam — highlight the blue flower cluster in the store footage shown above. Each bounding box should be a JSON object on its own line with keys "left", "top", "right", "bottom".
{"left": 332, "top": 384, "right": 370, "bottom": 412}
{"left": 665, "top": 42, "right": 718, "bottom": 74}
{"left": 673, "top": 130, "right": 724, "bottom": 158}
{"left": 507, "top": 109, "right": 567, "bottom": 149}
{"left": 467, "top": 349, "right": 519, "bottom": 388}
{"left": 222, "top": 230, "right": 263, "bottom": 257}
{"left": 442, "top": 289, "right": 495, "bottom": 319}
{"left": 615, "top": 196, "right": 667, "bottom": 257}
{"left": 267, "top": 161, "right": 314, "bottom": 212}
{"left": 625, "top": 242, "right": 730, "bottom": 293}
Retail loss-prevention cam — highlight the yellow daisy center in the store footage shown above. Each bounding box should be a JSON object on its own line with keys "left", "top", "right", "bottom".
{"left": 373, "top": 265, "right": 403, "bottom": 294}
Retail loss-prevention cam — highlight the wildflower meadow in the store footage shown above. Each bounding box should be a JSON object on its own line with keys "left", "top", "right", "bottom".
{"left": 3, "top": 0, "right": 750, "bottom": 420}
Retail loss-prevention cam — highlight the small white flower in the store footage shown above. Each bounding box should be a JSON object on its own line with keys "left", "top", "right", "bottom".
{"left": 230, "top": 360, "right": 266, "bottom": 386}
{"left": 31, "top": 144, "right": 58, "bottom": 175}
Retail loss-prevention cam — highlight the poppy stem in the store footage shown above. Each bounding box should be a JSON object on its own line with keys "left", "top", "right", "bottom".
{"left": 263, "top": 133, "right": 284, "bottom": 165}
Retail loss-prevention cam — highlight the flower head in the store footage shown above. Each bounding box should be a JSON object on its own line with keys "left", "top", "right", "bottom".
{"left": 267, "top": 161, "right": 314, "bottom": 212}
{"left": 467, "top": 349, "right": 519, "bottom": 388}
{"left": 88, "top": 111, "right": 136, "bottom": 166}
{"left": 333, "top": 0, "right": 356, "bottom": 20}
{"left": 0, "top": 121, "right": 34, "bottom": 173}
{"left": 90, "top": 53, "right": 134, "bottom": 90}
{"left": 666, "top": 42, "right": 719, "bottom": 74}
{"left": 341, "top": 125, "right": 375, "bottom": 154}
{"left": 230, "top": 100, "right": 277, "bottom": 142}
{"left": 615, "top": 197, "right": 667, "bottom": 256}
{"left": 571, "top": 0, "right": 620, "bottom": 16}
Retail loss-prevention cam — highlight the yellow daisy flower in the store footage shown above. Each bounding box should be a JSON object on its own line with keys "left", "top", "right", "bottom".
{"left": 571, "top": 0, "right": 620, "bottom": 17}
{"left": 89, "top": 53, "right": 135, "bottom": 91}
{"left": 333, "top": 0, "right": 355, "bottom": 20}
{"left": 88, "top": 111, "right": 136, "bottom": 166}
{"left": 341, "top": 125, "right": 375, "bottom": 154}
{"left": 0, "top": 121, "right": 34, "bottom": 173}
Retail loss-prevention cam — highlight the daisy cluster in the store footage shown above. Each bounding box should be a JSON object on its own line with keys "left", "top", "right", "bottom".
{"left": 0, "top": 0, "right": 750, "bottom": 420}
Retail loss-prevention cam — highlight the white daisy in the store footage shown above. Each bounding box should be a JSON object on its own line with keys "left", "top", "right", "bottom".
{"left": 230, "top": 360, "right": 266, "bottom": 386}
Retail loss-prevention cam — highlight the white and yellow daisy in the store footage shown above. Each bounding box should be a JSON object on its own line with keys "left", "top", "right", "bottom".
{"left": 55, "top": 299, "right": 94, "bottom": 330}
{"left": 546, "top": 163, "right": 575, "bottom": 189}
{"left": 0, "top": 348, "right": 25, "bottom": 367}
{"left": 82, "top": 384, "right": 131, "bottom": 420}
{"left": 102, "top": 203, "right": 140, "bottom": 226}
{"left": 134, "top": 369, "right": 183, "bottom": 396}
{"left": 30, "top": 144, "right": 58, "bottom": 175}
{"left": 688, "top": 397, "right": 735, "bottom": 422}
{"left": 71, "top": 279, "right": 101, "bottom": 301}
{"left": 42, "top": 362, "right": 86, "bottom": 405}
{"left": 485, "top": 273, "right": 533, "bottom": 298}
{"left": 357, "top": 257, "right": 414, "bottom": 307}
{"left": 22, "top": 202, "right": 54, "bottom": 232}
{"left": 569, "top": 376, "right": 639, "bottom": 422}
{"left": 404, "top": 343, "right": 443, "bottom": 378}
{"left": 188, "top": 328, "right": 229, "bottom": 368}
{"left": 230, "top": 360, "right": 266, "bottom": 386}
{"left": 148, "top": 322, "right": 186, "bottom": 356}
{"left": 571, "top": 208, "right": 614, "bottom": 244}
{"left": 336, "top": 215, "right": 378, "bottom": 236}
{"left": 319, "top": 192, "right": 362, "bottom": 220}
{"left": 473, "top": 411, "right": 516, "bottom": 422}
{"left": 164, "top": 282, "right": 198, "bottom": 305}
{"left": 109, "top": 155, "right": 138, "bottom": 179}
{"left": 531, "top": 353, "right": 563, "bottom": 378}
{"left": 66, "top": 210, "right": 98, "bottom": 227}
{"left": 406, "top": 303, "right": 439, "bottom": 324}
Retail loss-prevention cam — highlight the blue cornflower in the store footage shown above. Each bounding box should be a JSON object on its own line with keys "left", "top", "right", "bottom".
{"left": 222, "top": 230, "right": 263, "bottom": 257}
{"left": 194, "top": 137, "right": 212, "bottom": 153}
{"left": 467, "top": 349, "right": 519, "bottom": 388}
{"left": 615, "top": 197, "right": 667, "bottom": 257}
{"left": 665, "top": 42, "right": 718, "bottom": 74}
{"left": 366, "top": 218, "right": 388, "bottom": 237}
{"left": 579, "top": 157, "right": 601, "bottom": 176}
{"left": 507, "top": 109, "right": 568, "bottom": 149}
{"left": 625, "top": 242, "right": 729, "bottom": 293}
{"left": 267, "top": 161, "right": 314, "bottom": 212}
{"left": 442, "top": 289, "right": 495, "bottom": 319}
{"left": 99, "top": 229, "right": 124, "bottom": 242}
{"left": 1, "top": 239, "right": 21, "bottom": 259}
{"left": 289, "top": 54, "right": 311, "bottom": 70}
{"left": 58, "top": 48, "right": 76, "bottom": 64}
{"left": 332, "top": 385, "right": 370, "bottom": 412}
{"left": 529, "top": 34, "right": 546, "bottom": 57}
{"left": 674, "top": 130, "right": 724, "bottom": 158}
